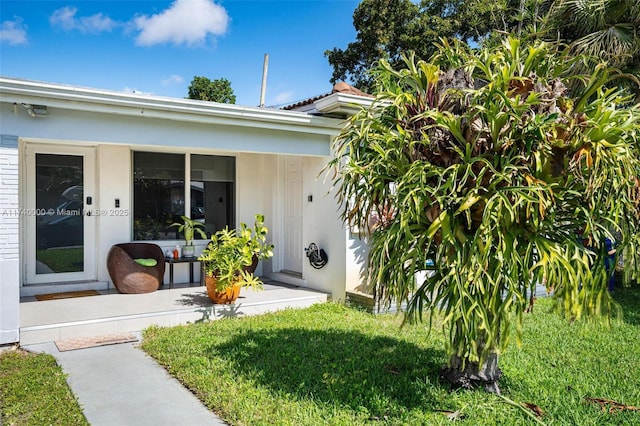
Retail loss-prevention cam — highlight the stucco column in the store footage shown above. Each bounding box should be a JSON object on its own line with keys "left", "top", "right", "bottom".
{"left": 0, "top": 135, "right": 20, "bottom": 344}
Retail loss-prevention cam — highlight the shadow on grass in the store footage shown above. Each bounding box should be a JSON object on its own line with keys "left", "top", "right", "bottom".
{"left": 209, "top": 327, "right": 447, "bottom": 413}
{"left": 613, "top": 285, "right": 640, "bottom": 325}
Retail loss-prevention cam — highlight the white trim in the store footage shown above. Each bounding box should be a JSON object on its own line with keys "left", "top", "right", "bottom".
{"left": 314, "top": 92, "right": 373, "bottom": 116}
{"left": 185, "top": 152, "right": 191, "bottom": 223}
{"left": 0, "top": 77, "right": 342, "bottom": 136}
{"left": 274, "top": 155, "right": 285, "bottom": 273}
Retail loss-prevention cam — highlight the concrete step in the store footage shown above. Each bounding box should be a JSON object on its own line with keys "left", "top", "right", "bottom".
{"left": 20, "top": 284, "right": 328, "bottom": 345}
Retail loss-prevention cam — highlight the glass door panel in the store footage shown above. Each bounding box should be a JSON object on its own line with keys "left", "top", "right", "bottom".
{"left": 35, "top": 154, "right": 84, "bottom": 273}
{"left": 25, "top": 144, "right": 96, "bottom": 284}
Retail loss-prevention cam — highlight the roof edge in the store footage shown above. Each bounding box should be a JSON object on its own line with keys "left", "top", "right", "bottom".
{"left": 0, "top": 77, "right": 342, "bottom": 134}
{"left": 314, "top": 92, "right": 373, "bottom": 117}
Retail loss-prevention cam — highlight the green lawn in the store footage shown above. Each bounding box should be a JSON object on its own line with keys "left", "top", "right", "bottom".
{"left": 2, "top": 289, "right": 636, "bottom": 425}
{"left": 141, "top": 287, "right": 640, "bottom": 425}
{"left": 0, "top": 349, "right": 88, "bottom": 426}
{"left": 36, "top": 248, "right": 83, "bottom": 273}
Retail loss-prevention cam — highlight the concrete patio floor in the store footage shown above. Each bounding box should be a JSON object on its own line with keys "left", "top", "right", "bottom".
{"left": 19, "top": 279, "right": 329, "bottom": 345}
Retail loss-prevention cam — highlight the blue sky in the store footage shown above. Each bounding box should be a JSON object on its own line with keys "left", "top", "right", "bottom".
{"left": 0, "top": 0, "right": 359, "bottom": 107}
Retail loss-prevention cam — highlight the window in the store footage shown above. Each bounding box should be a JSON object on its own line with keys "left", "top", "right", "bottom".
{"left": 133, "top": 152, "right": 235, "bottom": 241}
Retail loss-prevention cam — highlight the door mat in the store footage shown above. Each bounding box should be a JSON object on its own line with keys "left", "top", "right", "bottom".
{"left": 35, "top": 290, "right": 101, "bottom": 301}
{"left": 55, "top": 333, "right": 138, "bottom": 352}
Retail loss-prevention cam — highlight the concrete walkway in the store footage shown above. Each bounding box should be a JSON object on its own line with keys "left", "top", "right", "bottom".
{"left": 24, "top": 334, "right": 227, "bottom": 426}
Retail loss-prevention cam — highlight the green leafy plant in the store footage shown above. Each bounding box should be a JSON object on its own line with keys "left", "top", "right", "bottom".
{"left": 170, "top": 215, "right": 207, "bottom": 245}
{"left": 198, "top": 214, "right": 274, "bottom": 291}
{"left": 328, "top": 36, "right": 640, "bottom": 393}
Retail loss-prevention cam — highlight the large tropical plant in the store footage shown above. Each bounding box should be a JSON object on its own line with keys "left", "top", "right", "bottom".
{"left": 544, "top": 0, "right": 639, "bottom": 69}
{"left": 328, "top": 37, "right": 640, "bottom": 393}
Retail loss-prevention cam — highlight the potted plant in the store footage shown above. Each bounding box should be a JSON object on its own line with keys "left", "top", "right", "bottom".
{"left": 170, "top": 215, "right": 207, "bottom": 257}
{"left": 198, "top": 214, "right": 274, "bottom": 304}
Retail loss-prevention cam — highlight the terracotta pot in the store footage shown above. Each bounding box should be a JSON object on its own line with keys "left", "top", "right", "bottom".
{"left": 205, "top": 276, "right": 241, "bottom": 304}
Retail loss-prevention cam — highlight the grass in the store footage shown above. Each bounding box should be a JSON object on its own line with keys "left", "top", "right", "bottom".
{"left": 141, "top": 286, "right": 640, "bottom": 425}
{"left": 0, "top": 349, "right": 88, "bottom": 426}
{"left": 36, "top": 248, "right": 83, "bottom": 273}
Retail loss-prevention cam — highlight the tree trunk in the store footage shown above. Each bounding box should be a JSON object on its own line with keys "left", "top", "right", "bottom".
{"left": 440, "top": 353, "right": 502, "bottom": 394}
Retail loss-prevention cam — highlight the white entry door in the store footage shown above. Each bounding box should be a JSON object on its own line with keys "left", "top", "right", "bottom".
{"left": 282, "top": 156, "right": 303, "bottom": 274}
{"left": 25, "top": 144, "right": 97, "bottom": 284}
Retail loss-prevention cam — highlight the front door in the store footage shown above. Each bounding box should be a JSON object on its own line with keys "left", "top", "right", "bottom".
{"left": 282, "top": 156, "right": 303, "bottom": 274}
{"left": 25, "top": 144, "right": 96, "bottom": 284}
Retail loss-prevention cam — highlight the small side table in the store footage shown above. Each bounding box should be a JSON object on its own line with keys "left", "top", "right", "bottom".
{"left": 164, "top": 256, "right": 201, "bottom": 288}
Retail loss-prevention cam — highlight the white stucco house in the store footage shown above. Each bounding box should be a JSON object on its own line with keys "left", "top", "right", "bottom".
{"left": 0, "top": 77, "right": 372, "bottom": 345}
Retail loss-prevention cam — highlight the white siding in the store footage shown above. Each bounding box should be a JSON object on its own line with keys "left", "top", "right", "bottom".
{"left": 0, "top": 135, "right": 20, "bottom": 344}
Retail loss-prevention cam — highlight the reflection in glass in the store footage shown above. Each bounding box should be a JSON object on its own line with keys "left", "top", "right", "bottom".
{"left": 133, "top": 152, "right": 185, "bottom": 240}
{"left": 190, "top": 154, "right": 235, "bottom": 237}
{"left": 35, "top": 154, "right": 84, "bottom": 273}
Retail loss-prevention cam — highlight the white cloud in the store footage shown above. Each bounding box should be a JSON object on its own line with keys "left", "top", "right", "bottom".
{"left": 50, "top": 6, "right": 116, "bottom": 34}
{"left": 273, "top": 91, "right": 295, "bottom": 105}
{"left": 81, "top": 13, "right": 116, "bottom": 32}
{"left": 134, "top": 0, "right": 228, "bottom": 47}
{"left": 1, "top": 18, "right": 28, "bottom": 45}
{"left": 50, "top": 7, "right": 78, "bottom": 31}
{"left": 162, "top": 74, "right": 184, "bottom": 86}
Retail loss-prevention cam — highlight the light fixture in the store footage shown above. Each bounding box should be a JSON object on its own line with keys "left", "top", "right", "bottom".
{"left": 21, "top": 103, "right": 48, "bottom": 118}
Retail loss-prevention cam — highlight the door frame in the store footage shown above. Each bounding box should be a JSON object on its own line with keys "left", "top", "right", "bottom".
{"left": 24, "top": 142, "right": 97, "bottom": 284}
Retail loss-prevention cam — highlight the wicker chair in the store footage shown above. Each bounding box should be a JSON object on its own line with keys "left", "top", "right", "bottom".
{"left": 107, "top": 243, "right": 165, "bottom": 294}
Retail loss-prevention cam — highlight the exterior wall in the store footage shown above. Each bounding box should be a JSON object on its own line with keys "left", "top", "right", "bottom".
{"left": 300, "top": 156, "right": 348, "bottom": 299}
{"left": 346, "top": 231, "right": 370, "bottom": 293}
{"left": 2, "top": 107, "right": 331, "bottom": 157}
{"left": 236, "top": 152, "right": 271, "bottom": 276}
{"left": 96, "top": 145, "right": 133, "bottom": 286}
{"left": 233, "top": 152, "right": 354, "bottom": 300}
{"left": 0, "top": 135, "right": 20, "bottom": 344}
